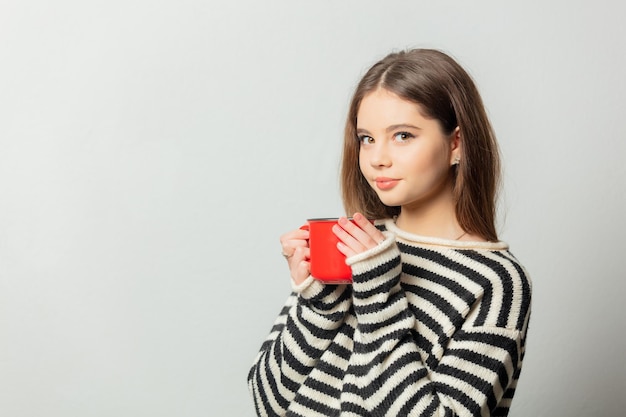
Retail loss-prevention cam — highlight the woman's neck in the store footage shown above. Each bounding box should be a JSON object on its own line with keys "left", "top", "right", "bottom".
{"left": 395, "top": 185, "right": 465, "bottom": 240}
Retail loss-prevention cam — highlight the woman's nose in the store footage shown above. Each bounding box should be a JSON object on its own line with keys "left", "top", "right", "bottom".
{"left": 370, "top": 143, "right": 392, "bottom": 167}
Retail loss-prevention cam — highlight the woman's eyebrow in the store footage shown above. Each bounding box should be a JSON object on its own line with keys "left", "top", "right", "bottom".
{"left": 356, "top": 124, "right": 422, "bottom": 135}
{"left": 386, "top": 123, "right": 420, "bottom": 132}
{"left": 357, "top": 124, "right": 421, "bottom": 134}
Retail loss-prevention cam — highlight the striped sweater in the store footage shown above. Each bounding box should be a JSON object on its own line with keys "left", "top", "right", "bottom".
{"left": 248, "top": 219, "right": 532, "bottom": 417}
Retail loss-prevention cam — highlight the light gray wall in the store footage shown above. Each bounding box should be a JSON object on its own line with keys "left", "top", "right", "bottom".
{"left": 1, "top": 1, "right": 624, "bottom": 416}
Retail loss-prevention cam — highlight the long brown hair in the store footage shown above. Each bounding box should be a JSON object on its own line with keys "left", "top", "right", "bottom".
{"left": 340, "top": 49, "right": 501, "bottom": 241}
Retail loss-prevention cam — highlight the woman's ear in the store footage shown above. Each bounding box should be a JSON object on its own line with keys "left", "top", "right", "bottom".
{"left": 450, "top": 126, "right": 461, "bottom": 166}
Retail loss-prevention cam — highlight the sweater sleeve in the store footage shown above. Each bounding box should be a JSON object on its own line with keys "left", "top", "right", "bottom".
{"left": 343, "top": 237, "right": 530, "bottom": 416}
{"left": 247, "top": 279, "right": 352, "bottom": 417}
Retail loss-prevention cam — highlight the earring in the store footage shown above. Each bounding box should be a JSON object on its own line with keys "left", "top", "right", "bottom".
{"left": 453, "top": 157, "right": 460, "bottom": 166}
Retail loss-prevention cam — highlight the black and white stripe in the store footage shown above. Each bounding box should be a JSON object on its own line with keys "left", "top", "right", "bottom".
{"left": 249, "top": 219, "right": 531, "bottom": 416}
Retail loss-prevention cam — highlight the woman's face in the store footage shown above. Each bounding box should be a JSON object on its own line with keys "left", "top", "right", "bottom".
{"left": 357, "top": 88, "right": 459, "bottom": 212}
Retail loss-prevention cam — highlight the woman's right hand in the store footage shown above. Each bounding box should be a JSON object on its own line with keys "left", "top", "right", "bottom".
{"left": 279, "top": 228, "right": 310, "bottom": 285}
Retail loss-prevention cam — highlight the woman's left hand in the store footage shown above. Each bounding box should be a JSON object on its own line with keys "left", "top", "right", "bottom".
{"left": 332, "top": 212, "right": 386, "bottom": 258}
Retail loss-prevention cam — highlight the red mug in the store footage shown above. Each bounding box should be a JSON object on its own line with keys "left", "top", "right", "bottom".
{"left": 300, "top": 218, "right": 366, "bottom": 284}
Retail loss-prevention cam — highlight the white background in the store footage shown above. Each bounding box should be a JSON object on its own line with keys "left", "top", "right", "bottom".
{"left": 1, "top": 1, "right": 625, "bottom": 416}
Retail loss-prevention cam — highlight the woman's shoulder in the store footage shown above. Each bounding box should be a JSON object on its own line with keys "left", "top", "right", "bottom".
{"left": 378, "top": 218, "right": 531, "bottom": 295}
{"left": 376, "top": 218, "right": 510, "bottom": 251}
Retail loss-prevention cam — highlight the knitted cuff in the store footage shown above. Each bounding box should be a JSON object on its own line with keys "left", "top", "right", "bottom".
{"left": 291, "top": 275, "right": 325, "bottom": 299}
{"left": 290, "top": 274, "right": 351, "bottom": 319}
{"left": 345, "top": 231, "right": 396, "bottom": 272}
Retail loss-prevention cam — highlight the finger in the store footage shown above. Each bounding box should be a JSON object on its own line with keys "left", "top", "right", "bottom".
{"left": 293, "top": 260, "right": 310, "bottom": 285}
{"left": 336, "top": 240, "right": 356, "bottom": 258}
{"left": 290, "top": 246, "right": 310, "bottom": 284}
{"left": 352, "top": 212, "right": 385, "bottom": 244}
{"left": 289, "top": 246, "right": 309, "bottom": 267}
{"left": 332, "top": 221, "right": 367, "bottom": 253}
{"left": 337, "top": 217, "right": 379, "bottom": 249}
{"left": 280, "top": 229, "right": 309, "bottom": 246}
{"left": 280, "top": 229, "right": 310, "bottom": 258}
{"left": 282, "top": 239, "right": 308, "bottom": 255}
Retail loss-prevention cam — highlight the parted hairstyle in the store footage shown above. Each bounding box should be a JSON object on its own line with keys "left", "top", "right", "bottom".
{"left": 340, "top": 48, "right": 501, "bottom": 241}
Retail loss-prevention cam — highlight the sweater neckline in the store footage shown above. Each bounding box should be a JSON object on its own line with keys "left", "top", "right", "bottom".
{"left": 380, "top": 218, "right": 509, "bottom": 250}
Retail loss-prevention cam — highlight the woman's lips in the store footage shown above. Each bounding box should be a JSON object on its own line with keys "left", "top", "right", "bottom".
{"left": 375, "top": 177, "right": 400, "bottom": 191}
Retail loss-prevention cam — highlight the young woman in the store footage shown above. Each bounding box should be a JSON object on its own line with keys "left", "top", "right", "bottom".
{"left": 248, "top": 49, "right": 532, "bottom": 417}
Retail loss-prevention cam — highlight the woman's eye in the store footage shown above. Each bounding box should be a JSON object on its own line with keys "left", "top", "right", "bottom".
{"left": 393, "top": 132, "right": 413, "bottom": 142}
{"left": 358, "top": 135, "right": 374, "bottom": 145}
